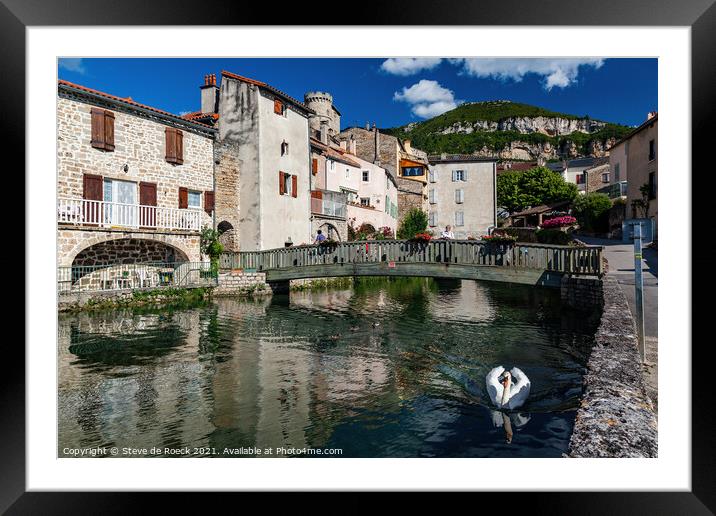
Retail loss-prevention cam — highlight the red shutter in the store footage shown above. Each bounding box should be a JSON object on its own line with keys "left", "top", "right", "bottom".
{"left": 274, "top": 99, "right": 283, "bottom": 115}
{"left": 291, "top": 175, "right": 298, "bottom": 198}
{"left": 175, "top": 130, "right": 184, "bottom": 165}
{"left": 165, "top": 128, "right": 177, "bottom": 164}
{"left": 90, "top": 108, "right": 106, "bottom": 149}
{"left": 178, "top": 187, "right": 188, "bottom": 209}
{"left": 312, "top": 158, "right": 318, "bottom": 175}
{"left": 204, "top": 191, "right": 215, "bottom": 215}
{"left": 279, "top": 171, "right": 285, "bottom": 195}
{"left": 82, "top": 174, "right": 103, "bottom": 225}
{"left": 139, "top": 182, "right": 157, "bottom": 227}
{"left": 103, "top": 110, "right": 115, "bottom": 151}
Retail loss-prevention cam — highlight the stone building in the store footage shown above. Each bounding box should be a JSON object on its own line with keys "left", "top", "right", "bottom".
{"left": 338, "top": 126, "right": 429, "bottom": 224}
{"left": 620, "top": 112, "right": 658, "bottom": 234}
{"left": 215, "top": 71, "right": 313, "bottom": 250}
{"left": 57, "top": 80, "right": 217, "bottom": 270}
{"left": 582, "top": 157, "right": 611, "bottom": 195}
{"left": 426, "top": 154, "right": 497, "bottom": 239}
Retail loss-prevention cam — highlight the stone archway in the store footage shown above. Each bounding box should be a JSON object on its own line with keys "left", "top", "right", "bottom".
{"left": 217, "top": 220, "right": 238, "bottom": 251}
{"left": 71, "top": 238, "right": 190, "bottom": 268}
{"left": 318, "top": 222, "right": 341, "bottom": 241}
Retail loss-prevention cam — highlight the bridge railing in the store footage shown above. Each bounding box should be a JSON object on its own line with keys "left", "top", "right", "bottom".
{"left": 219, "top": 240, "right": 603, "bottom": 276}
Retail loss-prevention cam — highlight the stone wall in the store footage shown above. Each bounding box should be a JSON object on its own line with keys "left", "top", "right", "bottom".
{"left": 58, "top": 228, "right": 201, "bottom": 266}
{"left": 213, "top": 140, "right": 241, "bottom": 251}
{"left": 397, "top": 177, "right": 427, "bottom": 221}
{"left": 311, "top": 215, "right": 347, "bottom": 241}
{"left": 568, "top": 276, "right": 657, "bottom": 457}
{"left": 72, "top": 238, "right": 186, "bottom": 267}
{"left": 214, "top": 269, "right": 271, "bottom": 296}
{"left": 560, "top": 275, "right": 604, "bottom": 310}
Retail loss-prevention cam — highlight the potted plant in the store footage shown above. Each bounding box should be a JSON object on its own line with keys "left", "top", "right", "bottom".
{"left": 410, "top": 232, "right": 432, "bottom": 243}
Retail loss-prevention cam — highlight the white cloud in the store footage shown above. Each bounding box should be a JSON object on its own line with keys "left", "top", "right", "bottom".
{"left": 58, "top": 58, "right": 87, "bottom": 74}
{"left": 393, "top": 80, "right": 459, "bottom": 118}
{"left": 451, "top": 58, "right": 605, "bottom": 90}
{"left": 381, "top": 58, "right": 442, "bottom": 76}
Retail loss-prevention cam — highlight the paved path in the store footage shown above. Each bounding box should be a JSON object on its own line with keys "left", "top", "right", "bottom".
{"left": 578, "top": 236, "right": 658, "bottom": 412}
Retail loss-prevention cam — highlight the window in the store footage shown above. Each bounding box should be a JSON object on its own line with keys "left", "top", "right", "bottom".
{"left": 362, "top": 170, "right": 370, "bottom": 182}
{"left": 360, "top": 197, "right": 370, "bottom": 207}
{"left": 601, "top": 173, "right": 610, "bottom": 183}
{"left": 281, "top": 141, "right": 289, "bottom": 156}
{"left": 648, "top": 172, "right": 657, "bottom": 200}
{"left": 648, "top": 139, "right": 656, "bottom": 161}
{"left": 429, "top": 169, "right": 437, "bottom": 183}
{"left": 90, "top": 108, "right": 115, "bottom": 151}
{"left": 279, "top": 171, "right": 297, "bottom": 197}
{"left": 576, "top": 173, "right": 585, "bottom": 185}
{"left": 165, "top": 127, "right": 184, "bottom": 165}
{"left": 188, "top": 190, "right": 202, "bottom": 209}
{"left": 429, "top": 212, "right": 437, "bottom": 227}
{"left": 454, "top": 211, "right": 464, "bottom": 227}
{"left": 401, "top": 166, "right": 424, "bottom": 177}
{"left": 274, "top": 99, "right": 285, "bottom": 116}
{"left": 455, "top": 189, "right": 464, "bottom": 204}
{"left": 330, "top": 160, "right": 335, "bottom": 171}
{"left": 614, "top": 163, "right": 620, "bottom": 182}
{"left": 452, "top": 170, "right": 466, "bottom": 182}
{"left": 429, "top": 189, "right": 436, "bottom": 204}
{"left": 312, "top": 158, "right": 318, "bottom": 175}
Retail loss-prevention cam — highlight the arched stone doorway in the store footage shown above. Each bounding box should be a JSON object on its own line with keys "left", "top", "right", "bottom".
{"left": 217, "top": 220, "right": 238, "bottom": 251}
{"left": 318, "top": 222, "right": 341, "bottom": 241}
{"left": 72, "top": 238, "right": 190, "bottom": 268}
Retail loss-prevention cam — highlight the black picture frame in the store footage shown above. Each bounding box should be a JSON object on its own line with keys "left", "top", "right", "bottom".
{"left": 4, "top": 0, "right": 711, "bottom": 511}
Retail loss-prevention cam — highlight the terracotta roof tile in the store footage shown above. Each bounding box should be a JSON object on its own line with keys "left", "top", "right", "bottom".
{"left": 58, "top": 80, "right": 215, "bottom": 130}
{"left": 220, "top": 70, "right": 314, "bottom": 114}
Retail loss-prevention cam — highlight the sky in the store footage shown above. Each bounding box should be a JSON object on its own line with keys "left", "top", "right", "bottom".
{"left": 58, "top": 58, "right": 657, "bottom": 128}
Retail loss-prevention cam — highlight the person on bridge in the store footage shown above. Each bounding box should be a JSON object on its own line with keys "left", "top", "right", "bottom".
{"left": 314, "top": 229, "right": 326, "bottom": 244}
{"left": 440, "top": 225, "right": 455, "bottom": 239}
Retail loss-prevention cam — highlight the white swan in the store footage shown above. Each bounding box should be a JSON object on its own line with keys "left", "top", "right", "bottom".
{"left": 486, "top": 366, "right": 531, "bottom": 410}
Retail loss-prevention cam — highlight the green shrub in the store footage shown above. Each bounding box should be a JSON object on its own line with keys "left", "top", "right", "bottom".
{"left": 572, "top": 193, "right": 612, "bottom": 233}
{"left": 397, "top": 208, "right": 429, "bottom": 239}
{"left": 535, "top": 228, "right": 572, "bottom": 245}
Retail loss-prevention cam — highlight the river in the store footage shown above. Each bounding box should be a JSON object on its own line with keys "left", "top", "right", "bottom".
{"left": 58, "top": 277, "right": 599, "bottom": 458}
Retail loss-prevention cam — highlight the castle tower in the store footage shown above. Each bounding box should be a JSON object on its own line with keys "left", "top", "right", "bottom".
{"left": 304, "top": 91, "right": 341, "bottom": 139}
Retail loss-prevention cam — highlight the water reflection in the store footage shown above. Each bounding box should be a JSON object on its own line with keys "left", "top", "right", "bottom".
{"left": 58, "top": 278, "right": 598, "bottom": 458}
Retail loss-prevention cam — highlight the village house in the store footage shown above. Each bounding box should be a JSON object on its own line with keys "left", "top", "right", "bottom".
{"left": 338, "top": 126, "right": 429, "bottom": 223}
{"left": 548, "top": 156, "right": 605, "bottom": 193}
{"left": 306, "top": 93, "right": 398, "bottom": 240}
{"left": 57, "top": 80, "right": 216, "bottom": 280}
{"left": 582, "top": 157, "right": 612, "bottom": 195}
{"left": 212, "top": 71, "right": 313, "bottom": 250}
{"left": 426, "top": 154, "right": 497, "bottom": 239}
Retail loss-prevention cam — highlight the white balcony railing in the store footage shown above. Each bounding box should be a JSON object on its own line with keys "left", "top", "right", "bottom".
{"left": 311, "top": 197, "right": 346, "bottom": 218}
{"left": 57, "top": 198, "right": 203, "bottom": 232}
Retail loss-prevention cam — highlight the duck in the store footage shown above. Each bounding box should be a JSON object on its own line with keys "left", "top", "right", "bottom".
{"left": 486, "top": 366, "right": 531, "bottom": 410}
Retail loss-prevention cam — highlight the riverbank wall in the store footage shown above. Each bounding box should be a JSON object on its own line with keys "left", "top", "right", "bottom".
{"left": 58, "top": 287, "right": 211, "bottom": 312}
{"left": 567, "top": 274, "right": 658, "bottom": 457}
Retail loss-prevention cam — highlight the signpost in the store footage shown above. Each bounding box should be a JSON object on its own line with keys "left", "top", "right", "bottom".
{"left": 633, "top": 223, "right": 646, "bottom": 363}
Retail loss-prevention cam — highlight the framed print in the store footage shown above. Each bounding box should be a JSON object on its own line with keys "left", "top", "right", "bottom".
{"left": 4, "top": 0, "right": 712, "bottom": 510}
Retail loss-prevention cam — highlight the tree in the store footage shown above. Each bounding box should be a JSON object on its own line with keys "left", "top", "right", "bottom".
{"left": 496, "top": 166, "right": 577, "bottom": 213}
{"left": 572, "top": 193, "right": 612, "bottom": 233}
{"left": 200, "top": 227, "right": 225, "bottom": 276}
{"left": 397, "top": 208, "right": 429, "bottom": 239}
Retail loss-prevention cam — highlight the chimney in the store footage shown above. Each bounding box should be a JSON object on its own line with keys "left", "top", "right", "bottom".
{"left": 339, "top": 140, "right": 347, "bottom": 151}
{"left": 319, "top": 121, "right": 328, "bottom": 144}
{"left": 440, "top": 152, "right": 447, "bottom": 160}
{"left": 373, "top": 124, "right": 379, "bottom": 164}
{"left": 404, "top": 139, "right": 412, "bottom": 153}
{"left": 365, "top": 121, "right": 370, "bottom": 130}
{"left": 349, "top": 136, "right": 356, "bottom": 155}
{"left": 647, "top": 111, "right": 657, "bottom": 120}
{"left": 200, "top": 73, "right": 219, "bottom": 114}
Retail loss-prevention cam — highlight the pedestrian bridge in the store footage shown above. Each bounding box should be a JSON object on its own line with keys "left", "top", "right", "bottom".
{"left": 220, "top": 239, "right": 603, "bottom": 288}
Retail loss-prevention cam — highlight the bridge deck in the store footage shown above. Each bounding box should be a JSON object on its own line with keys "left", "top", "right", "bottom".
{"left": 220, "top": 239, "right": 603, "bottom": 288}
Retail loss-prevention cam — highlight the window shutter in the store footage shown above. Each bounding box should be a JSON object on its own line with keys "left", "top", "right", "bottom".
{"left": 312, "top": 158, "right": 318, "bottom": 175}
{"left": 291, "top": 175, "right": 298, "bottom": 198}
{"left": 178, "top": 187, "right": 188, "bottom": 209}
{"left": 204, "top": 191, "right": 215, "bottom": 215}
{"left": 274, "top": 99, "right": 283, "bottom": 115}
{"left": 83, "top": 174, "right": 103, "bottom": 200}
{"left": 90, "top": 108, "right": 106, "bottom": 149}
{"left": 279, "top": 171, "right": 285, "bottom": 195}
{"left": 103, "top": 110, "right": 115, "bottom": 151}
{"left": 175, "top": 130, "right": 184, "bottom": 165}
{"left": 165, "top": 128, "right": 177, "bottom": 163}
{"left": 452, "top": 170, "right": 456, "bottom": 182}
{"left": 462, "top": 170, "right": 467, "bottom": 181}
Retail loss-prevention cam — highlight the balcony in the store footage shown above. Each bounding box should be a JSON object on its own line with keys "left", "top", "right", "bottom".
{"left": 310, "top": 190, "right": 347, "bottom": 219}
{"left": 57, "top": 198, "right": 203, "bottom": 232}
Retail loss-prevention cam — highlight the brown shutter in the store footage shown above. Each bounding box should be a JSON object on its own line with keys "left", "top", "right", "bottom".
{"left": 103, "top": 110, "right": 115, "bottom": 151}
{"left": 279, "top": 171, "right": 285, "bottom": 195}
{"left": 291, "top": 175, "right": 298, "bottom": 198}
{"left": 312, "top": 158, "right": 318, "bottom": 175}
{"left": 175, "top": 130, "right": 184, "bottom": 165}
{"left": 139, "top": 182, "right": 157, "bottom": 227}
{"left": 204, "top": 191, "right": 215, "bottom": 215}
{"left": 274, "top": 99, "right": 283, "bottom": 114}
{"left": 82, "top": 174, "right": 103, "bottom": 225}
{"left": 90, "top": 108, "right": 106, "bottom": 149}
{"left": 178, "top": 187, "right": 188, "bottom": 209}
{"left": 165, "top": 128, "right": 177, "bottom": 164}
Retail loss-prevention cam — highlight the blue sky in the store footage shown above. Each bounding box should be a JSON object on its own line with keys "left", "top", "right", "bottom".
{"left": 58, "top": 58, "right": 657, "bottom": 128}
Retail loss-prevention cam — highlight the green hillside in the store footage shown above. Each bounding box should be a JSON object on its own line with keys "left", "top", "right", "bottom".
{"left": 383, "top": 101, "right": 632, "bottom": 156}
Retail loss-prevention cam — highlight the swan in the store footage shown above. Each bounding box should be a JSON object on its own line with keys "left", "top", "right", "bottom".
{"left": 486, "top": 366, "right": 531, "bottom": 410}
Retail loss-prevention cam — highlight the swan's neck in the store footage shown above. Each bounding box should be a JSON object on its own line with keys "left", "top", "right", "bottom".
{"left": 500, "top": 378, "right": 511, "bottom": 406}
